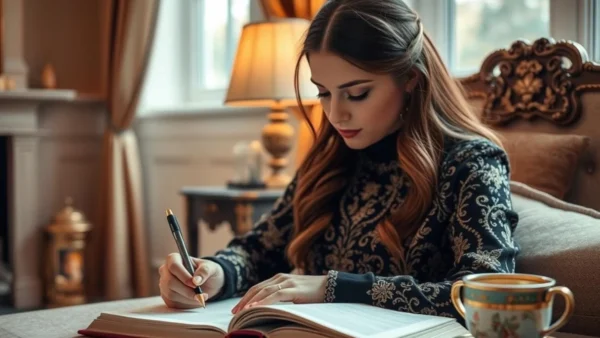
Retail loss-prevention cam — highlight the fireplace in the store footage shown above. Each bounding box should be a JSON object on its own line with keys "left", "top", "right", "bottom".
{"left": 0, "top": 89, "right": 82, "bottom": 309}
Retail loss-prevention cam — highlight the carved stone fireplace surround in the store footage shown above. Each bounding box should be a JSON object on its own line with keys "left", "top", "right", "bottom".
{"left": 0, "top": 89, "right": 101, "bottom": 309}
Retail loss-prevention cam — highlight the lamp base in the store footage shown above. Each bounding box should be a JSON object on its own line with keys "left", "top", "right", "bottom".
{"left": 264, "top": 172, "right": 291, "bottom": 189}
{"left": 261, "top": 105, "right": 294, "bottom": 189}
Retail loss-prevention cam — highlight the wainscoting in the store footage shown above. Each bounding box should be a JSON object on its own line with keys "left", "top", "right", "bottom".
{"left": 135, "top": 107, "right": 301, "bottom": 296}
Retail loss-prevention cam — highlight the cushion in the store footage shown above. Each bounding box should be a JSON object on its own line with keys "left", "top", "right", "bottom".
{"left": 511, "top": 181, "right": 600, "bottom": 336}
{"left": 499, "top": 131, "right": 590, "bottom": 200}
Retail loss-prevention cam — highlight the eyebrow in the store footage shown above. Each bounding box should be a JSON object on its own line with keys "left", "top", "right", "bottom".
{"left": 310, "top": 79, "right": 373, "bottom": 89}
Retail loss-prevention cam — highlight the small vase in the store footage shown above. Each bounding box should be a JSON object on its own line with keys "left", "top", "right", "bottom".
{"left": 41, "top": 63, "right": 57, "bottom": 89}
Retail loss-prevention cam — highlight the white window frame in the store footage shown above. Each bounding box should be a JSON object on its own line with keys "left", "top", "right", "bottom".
{"left": 593, "top": 0, "right": 600, "bottom": 61}
{"left": 187, "top": 0, "right": 263, "bottom": 107}
{"left": 412, "top": 0, "right": 600, "bottom": 76}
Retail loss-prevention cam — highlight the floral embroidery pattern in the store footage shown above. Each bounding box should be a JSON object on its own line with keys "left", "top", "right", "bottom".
{"left": 367, "top": 279, "right": 396, "bottom": 307}
{"left": 325, "top": 270, "right": 338, "bottom": 302}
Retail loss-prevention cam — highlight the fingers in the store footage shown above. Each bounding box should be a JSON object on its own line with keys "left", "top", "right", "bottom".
{"left": 253, "top": 288, "right": 293, "bottom": 307}
{"left": 159, "top": 263, "right": 195, "bottom": 298}
{"left": 244, "top": 281, "right": 292, "bottom": 308}
{"left": 192, "top": 260, "right": 215, "bottom": 287}
{"left": 166, "top": 253, "right": 194, "bottom": 286}
{"left": 233, "top": 274, "right": 286, "bottom": 314}
{"left": 233, "top": 276, "right": 278, "bottom": 313}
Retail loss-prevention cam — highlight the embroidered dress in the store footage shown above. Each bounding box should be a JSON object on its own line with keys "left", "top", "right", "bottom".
{"left": 204, "top": 132, "right": 519, "bottom": 319}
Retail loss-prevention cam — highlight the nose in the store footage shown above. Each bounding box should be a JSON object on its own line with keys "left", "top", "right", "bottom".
{"left": 326, "top": 96, "right": 350, "bottom": 124}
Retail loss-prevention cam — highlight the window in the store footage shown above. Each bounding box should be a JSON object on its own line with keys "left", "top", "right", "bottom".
{"left": 191, "top": 0, "right": 251, "bottom": 103}
{"left": 452, "top": 0, "right": 550, "bottom": 73}
{"left": 595, "top": 1, "right": 600, "bottom": 61}
{"left": 412, "top": 0, "right": 598, "bottom": 75}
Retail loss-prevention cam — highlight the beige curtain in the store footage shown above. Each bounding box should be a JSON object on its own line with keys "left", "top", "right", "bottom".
{"left": 96, "top": 0, "right": 159, "bottom": 301}
{"left": 259, "top": 0, "right": 326, "bottom": 166}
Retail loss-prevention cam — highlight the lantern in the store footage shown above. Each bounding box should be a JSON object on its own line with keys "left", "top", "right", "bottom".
{"left": 44, "top": 197, "right": 92, "bottom": 307}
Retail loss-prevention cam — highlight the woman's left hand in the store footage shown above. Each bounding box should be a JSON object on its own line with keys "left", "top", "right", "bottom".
{"left": 232, "top": 273, "right": 328, "bottom": 314}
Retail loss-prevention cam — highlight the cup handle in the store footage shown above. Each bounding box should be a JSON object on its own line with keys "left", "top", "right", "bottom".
{"left": 540, "top": 286, "right": 575, "bottom": 336}
{"left": 450, "top": 280, "right": 466, "bottom": 319}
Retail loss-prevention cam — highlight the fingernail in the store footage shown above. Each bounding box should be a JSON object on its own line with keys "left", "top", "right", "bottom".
{"left": 193, "top": 276, "right": 202, "bottom": 285}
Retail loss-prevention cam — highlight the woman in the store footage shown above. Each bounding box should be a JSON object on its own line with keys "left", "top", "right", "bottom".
{"left": 158, "top": 0, "right": 519, "bottom": 320}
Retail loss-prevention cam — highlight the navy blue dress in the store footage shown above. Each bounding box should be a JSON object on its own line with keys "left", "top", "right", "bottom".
{"left": 205, "top": 132, "right": 519, "bottom": 320}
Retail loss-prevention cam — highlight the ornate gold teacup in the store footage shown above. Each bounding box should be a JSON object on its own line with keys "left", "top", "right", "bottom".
{"left": 451, "top": 273, "right": 574, "bottom": 338}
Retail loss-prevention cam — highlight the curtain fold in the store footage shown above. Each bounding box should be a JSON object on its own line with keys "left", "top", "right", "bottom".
{"left": 259, "top": 0, "right": 326, "bottom": 166}
{"left": 96, "top": 0, "right": 160, "bottom": 301}
{"left": 260, "top": 0, "right": 325, "bottom": 19}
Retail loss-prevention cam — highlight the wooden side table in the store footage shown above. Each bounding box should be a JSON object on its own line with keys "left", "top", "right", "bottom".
{"left": 180, "top": 187, "right": 284, "bottom": 257}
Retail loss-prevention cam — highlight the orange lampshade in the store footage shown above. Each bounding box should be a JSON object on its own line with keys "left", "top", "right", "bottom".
{"left": 224, "top": 18, "right": 317, "bottom": 107}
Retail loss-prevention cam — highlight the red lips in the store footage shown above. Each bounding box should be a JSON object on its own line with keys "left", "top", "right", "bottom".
{"left": 337, "top": 129, "right": 362, "bottom": 139}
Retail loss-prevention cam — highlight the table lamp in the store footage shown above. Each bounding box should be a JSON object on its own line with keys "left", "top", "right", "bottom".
{"left": 224, "top": 18, "right": 316, "bottom": 188}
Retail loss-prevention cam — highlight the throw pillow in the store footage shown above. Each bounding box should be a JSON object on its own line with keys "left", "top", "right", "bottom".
{"left": 498, "top": 130, "right": 590, "bottom": 200}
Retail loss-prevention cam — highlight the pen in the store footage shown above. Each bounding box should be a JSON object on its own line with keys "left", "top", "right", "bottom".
{"left": 166, "top": 209, "right": 206, "bottom": 308}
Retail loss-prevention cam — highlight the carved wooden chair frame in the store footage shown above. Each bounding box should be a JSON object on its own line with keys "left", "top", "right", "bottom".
{"left": 459, "top": 38, "right": 600, "bottom": 126}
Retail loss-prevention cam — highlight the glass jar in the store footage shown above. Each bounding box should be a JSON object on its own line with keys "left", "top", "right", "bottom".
{"left": 232, "top": 140, "right": 264, "bottom": 186}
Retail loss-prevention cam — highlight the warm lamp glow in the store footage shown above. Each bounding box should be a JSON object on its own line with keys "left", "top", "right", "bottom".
{"left": 224, "top": 18, "right": 316, "bottom": 107}
{"left": 224, "top": 19, "right": 316, "bottom": 188}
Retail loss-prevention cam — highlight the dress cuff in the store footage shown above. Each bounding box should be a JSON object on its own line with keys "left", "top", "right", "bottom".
{"left": 324, "top": 270, "right": 338, "bottom": 302}
{"left": 324, "top": 270, "right": 376, "bottom": 304}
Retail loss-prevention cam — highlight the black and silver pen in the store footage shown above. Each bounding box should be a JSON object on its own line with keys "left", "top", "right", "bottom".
{"left": 166, "top": 209, "right": 206, "bottom": 308}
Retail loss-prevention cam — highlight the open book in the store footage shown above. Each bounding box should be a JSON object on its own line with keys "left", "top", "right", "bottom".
{"left": 78, "top": 297, "right": 470, "bottom": 338}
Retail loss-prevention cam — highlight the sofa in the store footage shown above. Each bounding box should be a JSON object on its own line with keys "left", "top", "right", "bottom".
{"left": 458, "top": 37, "right": 600, "bottom": 337}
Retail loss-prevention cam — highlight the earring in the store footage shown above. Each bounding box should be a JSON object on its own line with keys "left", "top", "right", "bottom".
{"left": 399, "top": 92, "right": 412, "bottom": 123}
{"left": 404, "top": 92, "right": 412, "bottom": 113}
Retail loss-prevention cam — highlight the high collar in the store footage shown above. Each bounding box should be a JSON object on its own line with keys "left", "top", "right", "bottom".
{"left": 360, "top": 130, "right": 400, "bottom": 163}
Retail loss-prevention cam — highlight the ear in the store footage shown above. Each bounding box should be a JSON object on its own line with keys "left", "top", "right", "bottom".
{"left": 405, "top": 68, "right": 421, "bottom": 93}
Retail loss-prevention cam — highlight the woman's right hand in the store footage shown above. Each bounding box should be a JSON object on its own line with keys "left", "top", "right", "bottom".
{"left": 158, "top": 253, "right": 225, "bottom": 309}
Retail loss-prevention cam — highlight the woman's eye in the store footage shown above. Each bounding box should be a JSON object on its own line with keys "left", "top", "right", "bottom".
{"left": 347, "top": 90, "right": 370, "bottom": 101}
{"left": 317, "top": 92, "right": 330, "bottom": 98}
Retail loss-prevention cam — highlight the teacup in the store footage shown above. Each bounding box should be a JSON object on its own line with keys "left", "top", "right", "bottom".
{"left": 451, "top": 273, "right": 574, "bottom": 338}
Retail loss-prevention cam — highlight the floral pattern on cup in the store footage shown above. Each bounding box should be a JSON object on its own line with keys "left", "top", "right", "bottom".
{"left": 451, "top": 273, "right": 575, "bottom": 338}
{"left": 468, "top": 309, "right": 543, "bottom": 338}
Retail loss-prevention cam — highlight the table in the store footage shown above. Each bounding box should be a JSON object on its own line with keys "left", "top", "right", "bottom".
{"left": 0, "top": 296, "right": 597, "bottom": 338}
{"left": 180, "top": 186, "right": 283, "bottom": 257}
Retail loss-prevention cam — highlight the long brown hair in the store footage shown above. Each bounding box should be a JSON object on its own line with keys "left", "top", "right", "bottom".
{"left": 289, "top": 0, "right": 502, "bottom": 270}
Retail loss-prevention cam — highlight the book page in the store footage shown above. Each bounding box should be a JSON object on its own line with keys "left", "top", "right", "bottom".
{"left": 266, "top": 302, "right": 454, "bottom": 338}
{"left": 103, "top": 297, "right": 242, "bottom": 333}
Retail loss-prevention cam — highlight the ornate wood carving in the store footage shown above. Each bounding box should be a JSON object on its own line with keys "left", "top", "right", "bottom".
{"left": 459, "top": 38, "right": 600, "bottom": 126}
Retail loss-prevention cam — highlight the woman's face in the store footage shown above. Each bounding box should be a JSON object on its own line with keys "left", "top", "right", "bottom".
{"left": 308, "top": 51, "right": 413, "bottom": 149}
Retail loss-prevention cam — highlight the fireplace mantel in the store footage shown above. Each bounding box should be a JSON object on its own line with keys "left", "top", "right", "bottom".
{"left": 0, "top": 89, "right": 77, "bottom": 102}
{"left": 0, "top": 89, "right": 78, "bottom": 132}
{"left": 0, "top": 88, "right": 105, "bottom": 309}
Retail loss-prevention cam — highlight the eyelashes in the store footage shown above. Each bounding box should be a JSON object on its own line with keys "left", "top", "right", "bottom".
{"left": 316, "top": 90, "right": 370, "bottom": 101}
{"left": 348, "top": 91, "right": 369, "bottom": 101}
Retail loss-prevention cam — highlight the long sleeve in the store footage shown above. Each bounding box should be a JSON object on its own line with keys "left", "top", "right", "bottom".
{"left": 323, "top": 140, "right": 520, "bottom": 320}
{"left": 203, "top": 177, "right": 296, "bottom": 300}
